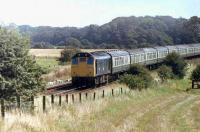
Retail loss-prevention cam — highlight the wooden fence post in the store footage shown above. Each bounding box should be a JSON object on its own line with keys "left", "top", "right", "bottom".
{"left": 31, "top": 96, "right": 34, "bottom": 113}
{"left": 16, "top": 96, "right": 20, "bottom": 109}
{"left": 1, "top": 99, "right": 5, "bottom": 119}
{"left": 112, "top": 89, "right": 114, "bottom": 96}
{"left": 93, "top": 92, "right": 96, "bottom": 100}
{"left": 72, "top": 94, "right": 74, "bottom": 103}
{"left": 85, "top": 93, "right": 88, "bottom": 100}
{"left": 79, "top": 93, "right": 82, "bottom": 103}
{"left": 43, "top": 96, "right": 46, "bottom": 112}
{"left": 66, "top": 94, "right": 68, "bottom": 104}
{"left": 59, "top": 95, "right": 62, "bottom": 106}
{"left": 31, "top": 96, "right": 34, "bottom": 111}
{"left": 192, "top": 80, "right": 194, "bottom": 89}
{"left": 102, "top": 90, "right": 104, "bottom": 98}
{"left": 51, "top": 95, "right": 54, "bottom": 104}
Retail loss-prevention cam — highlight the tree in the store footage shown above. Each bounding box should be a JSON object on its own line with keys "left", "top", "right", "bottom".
{"left": 18, "top": 16, "right": 199, "bottom": 49}
{"left": 0, "top": 27, "right": 45, "bottom": 100}
{"left": 157, "top": 65, "right": 173, "bottom": 82}
{"left": 164, "top": 52, "right": 187, "bottom": 79}
{"left": 191, "top": 65, "right": 200, "bottom": 80}
{"left": 66, "top": 37, "right": 83, "bottom": 48}
{"left": 59, "top": 48, "right": 80, "bottom": 64}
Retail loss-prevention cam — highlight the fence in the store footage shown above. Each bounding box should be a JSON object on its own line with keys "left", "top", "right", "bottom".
{"left": 192, "top": 79, "right": 200, "bottom": 89}
{"left": 0, "top": 87, "right": 129, "bottom": 119}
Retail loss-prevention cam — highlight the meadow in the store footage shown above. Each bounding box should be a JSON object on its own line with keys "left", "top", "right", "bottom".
{"left": 1, "top": 63, "right": 200, "bottom": 132}
{"left": 29, "top": 49, "right": 109, "bottom": 58}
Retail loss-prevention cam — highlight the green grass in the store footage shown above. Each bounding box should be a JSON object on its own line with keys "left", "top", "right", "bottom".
{"left": 36, "top": 57, "right": 60, "bottom": 71}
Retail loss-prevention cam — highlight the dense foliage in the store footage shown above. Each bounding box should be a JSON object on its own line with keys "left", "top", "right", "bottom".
{"left": 59, "top": 48, "right": 80, "bottom": 64}
{"left": 157, "top": 65, "right": 173, "bottom": 82}
{"left": 0, "top": 27, "right": 45, "bottom": 100}
{"left": 164, "top": 52, "right": 187, "bottom": 79}
{"left": 18, "top": 16, "right": 200, "bottom": 49}
{"left": 191, "top": 65, "right": 200, "bottom": 80}
{"left": 120, "top": 64, "right": 152, "bottom": 90}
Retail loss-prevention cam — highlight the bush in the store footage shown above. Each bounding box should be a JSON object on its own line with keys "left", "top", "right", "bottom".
{"left": 129, "top": 64, "right": 153, "bottom": 86}
{"left": 120, "top": 64, "right": 153, "bottom": 90}
{"left": 59, "top": 48, "right": 80, "bottom": 64}
{"left": 120, "top": 74, "right": 146, "bottom": 90}
{"left": 164, "top": 52, "right": 187, "bottom": 79}
{"left": 191, "top": 65, "right": 200, "bottom": 80}
{"left": 157, "top": 65, "right": 173, "bottom": 82}
{"left": 128, "top": 64, "right": 149, "bottom": 75}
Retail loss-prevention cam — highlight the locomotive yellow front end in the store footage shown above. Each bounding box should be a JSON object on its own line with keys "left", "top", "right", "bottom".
{"left": 71, "top": 53, "right": 96, "bottom": 86}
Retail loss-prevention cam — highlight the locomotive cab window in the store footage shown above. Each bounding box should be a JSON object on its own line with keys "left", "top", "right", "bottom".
{"left": 87, "top": 57, "right": 94, "bottom": 64}
{"left": 72, "top": 58, "right": 78, "bottom": 64}
{"left": 79, "top": 57, "right": 86, "bottom": 62}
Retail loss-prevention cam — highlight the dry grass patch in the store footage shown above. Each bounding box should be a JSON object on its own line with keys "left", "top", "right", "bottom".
{"left": 42, "top": 65, "right": 71, "bottom": 82}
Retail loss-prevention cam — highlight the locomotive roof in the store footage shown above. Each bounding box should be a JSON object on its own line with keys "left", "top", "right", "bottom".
{"left": 90, "top": 51, "right": 111, "bottom": 60}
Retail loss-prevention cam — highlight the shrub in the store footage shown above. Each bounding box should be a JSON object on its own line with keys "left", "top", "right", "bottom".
{"left": 157, "top": 65, "right": 173, "bottom": 82}
{"left": 59, "top": 48, "right": 80, "bottom": 64}
{"left": 164, "top": 52, "right": 187, "bottom": 79}
{"left": 120, "top": 64, "right": 153, "bottom": 90}
{"left": 129, "top": 64, "right": 153, "bottom": 86}
{"left": 128, "top": 64, "right": 149, "bottom": 75}
{"left": 120, "top": 74, "right": 146, "bottom": 90}
{"left": 191, "top": 65, "right": 200, "bottom": 81}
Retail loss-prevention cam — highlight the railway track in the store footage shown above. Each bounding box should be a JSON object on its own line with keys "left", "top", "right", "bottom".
{"left": 46, "top": 81, "right": 114, "bottom": 96}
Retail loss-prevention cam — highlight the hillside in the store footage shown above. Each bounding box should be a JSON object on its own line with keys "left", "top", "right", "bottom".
{"left": 18, "top": 16, "right": 200, "bottom": 49}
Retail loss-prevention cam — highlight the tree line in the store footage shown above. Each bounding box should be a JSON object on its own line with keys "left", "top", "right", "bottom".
{"left": 18, "top": 16, "right": 200, "bottom": 49}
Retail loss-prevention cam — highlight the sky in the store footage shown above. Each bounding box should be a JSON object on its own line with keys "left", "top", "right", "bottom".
{"left": 0, "top": 0, "right": 199, "bottom": 27}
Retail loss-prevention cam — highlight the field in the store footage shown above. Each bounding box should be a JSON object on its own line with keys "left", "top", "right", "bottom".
{"left": 29, "top": 49, "right": 109, "bottom": 58}
{"left": 35, "top": 57, "right": 60, "bottom": 70}
{"left": 1, "top": 63, "right": 200, "bottom": 132}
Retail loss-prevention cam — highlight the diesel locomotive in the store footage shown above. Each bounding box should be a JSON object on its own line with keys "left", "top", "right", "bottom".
{"left": 71, "top": 44, "right": 200, "bottom": 87}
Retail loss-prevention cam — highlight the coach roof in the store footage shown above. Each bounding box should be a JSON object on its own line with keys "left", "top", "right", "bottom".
{"left": 106, "top": 50, "right": 129, "bottom": 57}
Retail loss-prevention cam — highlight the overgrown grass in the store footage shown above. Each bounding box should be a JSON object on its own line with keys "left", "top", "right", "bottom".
{"left": 3, "top": 79, "right": 196, "bottom": 132}
{"left": 2, "top": 62, "right": 200, "bottom": 132}
{"left": 35, "top": 57, "right": 71, "bottom": 82}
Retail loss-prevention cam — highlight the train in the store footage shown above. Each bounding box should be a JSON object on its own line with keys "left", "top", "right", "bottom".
{"left": 71, "top": 44, "right": 200, "bottom": 87}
